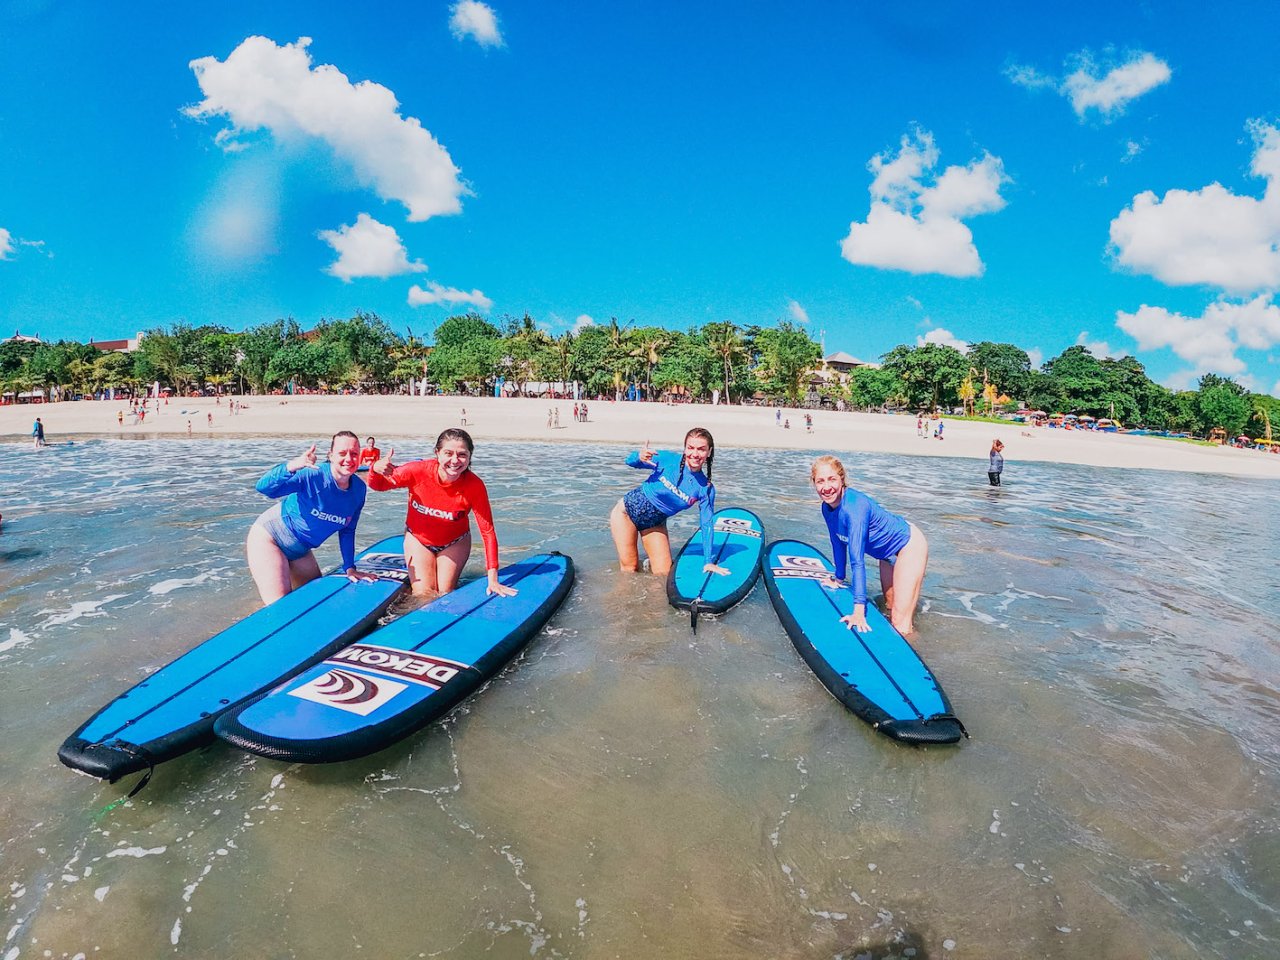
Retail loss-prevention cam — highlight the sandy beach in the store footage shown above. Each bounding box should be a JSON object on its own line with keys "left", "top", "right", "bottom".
{"left": 4, "top": 394, "right": 1280, "bottom": 478}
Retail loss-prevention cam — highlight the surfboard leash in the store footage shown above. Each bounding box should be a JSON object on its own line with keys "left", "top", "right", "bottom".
{"left": 94, "top": 743, "right": 156, "bottom": 818}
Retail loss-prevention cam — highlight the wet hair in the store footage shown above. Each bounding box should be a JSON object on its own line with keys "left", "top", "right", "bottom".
{"left": 810, "top": 454, "right": 848, "bottom": 488}
{"left": 683, "top": 427, "right": 715, "bottom": 482}
{"left": 330, "top": 430, "right": 360, "bottom": 452}
{"left": 436, "top": 428, "right": 475, "bottom": 455}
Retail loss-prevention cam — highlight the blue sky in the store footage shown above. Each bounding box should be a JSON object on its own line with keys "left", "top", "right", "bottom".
{"left": 3, "top": 0, "right": 1280, "bottom": 393}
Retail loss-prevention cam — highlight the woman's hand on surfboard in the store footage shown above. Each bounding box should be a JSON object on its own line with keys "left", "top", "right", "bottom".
{"left": 486, "top": 571, "right": 518, "bottom": 598}
{"left": 345, "top": 569, "right": 382, "bottom": 584}
{"left": 840, "top": 610, "right": 871, "bottom": 633}
{"left": 372, "top": 448, "right": 396, "bottom": 477}
{"left": 287, "top": 444, "right": 318, "bottom": 472}
{"left": 702, "top": 563, "right": 730, "bottom": 576}
{"left": 820, "top": 575, "right": 844, "bottom": 591}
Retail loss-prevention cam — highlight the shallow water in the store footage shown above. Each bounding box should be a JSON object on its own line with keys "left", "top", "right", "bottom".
{"left": 1, "top": 437, "right": 1277, "bottom": 959}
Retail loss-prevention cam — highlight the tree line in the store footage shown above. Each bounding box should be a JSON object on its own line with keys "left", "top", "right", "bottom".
{"left": 1, "top": 311, "right": 1275, "bottom": 438}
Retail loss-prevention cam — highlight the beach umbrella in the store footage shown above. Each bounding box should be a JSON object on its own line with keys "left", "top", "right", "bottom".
{"left": 1028, "top": 410, "right": 1047, "bottom": 416}
{"left": 1077, "top": 415, "right": 1096, "bottom": 422}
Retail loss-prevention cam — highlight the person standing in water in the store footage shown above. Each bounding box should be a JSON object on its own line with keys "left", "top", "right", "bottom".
{"left": 367, "top": 428, "right": 517, "bottom": 599}
{"left": 246, "top": 431, "right": 378, "bottom": 605}
{"left": 32, "top": 417, "right": 45, "bottom": 449}
{"left": 609, "top": 427, "right": 729, "bottom": 578}
{"left": 810, "top": 454, "right": 929, "bottom": 636}
{"left": 359, "top": 437, "right": 381, "bottom": 469}
{"left": 988, "top": 439, "right": 1005, "bottom": 486}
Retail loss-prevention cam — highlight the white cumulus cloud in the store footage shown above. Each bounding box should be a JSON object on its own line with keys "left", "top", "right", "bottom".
{"left": 1074, "top": 331, "right": 1123, "bottom": 360}
{"left": 840, "top": 128, "right": 1008, "bottom": 278}
{"left": 1007, "top": 50, "right": 1171, "bottom": 121}
{"left": 787, "top": 300, "right": 809, "bottom": 324}
{"left": 572, "top": 314, "right": 596, "bottom": 333}
{"left": 0, "top": 228, "right": 12, "bottom": 259}
{"left": 450, "top": 1, "right": 504, "bottom": 48}
{"left": 1110, "top": 121, "right": 1280, "bottom": 294}
{"left": 1116, "top": 296, "right": 1280, "bottom": 377}
{"left": 1026, "top": 347, "right": 1044, "bottom": 370}
{"left": 408, "top": 281, "right": 493, "bottom": 311}
{"left": 319, "top": 214, "right": 426, "bottom": 282}
{"left": 185, "top": 36, "right": 467, "bottom": 222}
{"left": 916, "top": 327, "right": 969, "bottom": 351}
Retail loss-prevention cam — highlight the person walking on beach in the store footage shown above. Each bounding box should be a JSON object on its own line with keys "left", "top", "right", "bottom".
{"left": 367, "top": 429, "right": 517, "bottom": 599}
{"left": 32, "top": 417, "right": 45, "bottom": 449}
{"left": 554, "top": 406, "right": 561, "bottom": 429}
{"left": 934, "top": 418, "right": 944, "bottom": 440}
{"left": 245, "top": 432, "right": 378, "bottom": 605}
{"left": 187, "top": 420, "right": 192, "bottom": 436}
{"left": 916, "top": 414, "right": 923, "bottom": 437}
{"left": 117, "top": 410, "right": 123, "bottom": 428}
{"left": 460, "top": 407, "right": 467, "bottom": 426}
{"left": 810, "top": 454, "right": 929, "bottom": 636}
{"left": 207, "top": 412, "right": 213, "bottom": 429}
{"left": 608, "top": 428, "right": 729, "bottom": 579}
{"left": 776, "top": 408, "right": 782, "bottom": 428}
{"left": 988, "top": 439, "right": 1005, "bottom": 486}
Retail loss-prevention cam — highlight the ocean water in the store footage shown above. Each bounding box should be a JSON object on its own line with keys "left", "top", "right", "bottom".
{"left": 1, "top": 437, "right": 1277, "bottom": 960}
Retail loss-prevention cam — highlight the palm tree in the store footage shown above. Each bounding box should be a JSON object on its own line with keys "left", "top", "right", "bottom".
{"left": 605, "top": 318, "right": 637, "bottom": 400}
{"left": 704, "top": 321, "right": 745, "bottom": 404}
{"left": 630, "top": 329, "right": 670, "bottom": 399}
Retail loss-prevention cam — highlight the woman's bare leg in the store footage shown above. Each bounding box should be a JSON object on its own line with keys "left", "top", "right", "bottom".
{"left": 246, "top": 526, "right": 294, "bottom": 605}
{"left": 404, "top": 532, "right": 441, "bottom": 597}
{"left": 887, "top": 524, "right": 928, "bottom": 635}
{"left": 288, "top": 552, "right": 323, "bottom": 591}
{"left": 640, "top": 524, "right": 673, "bottom": 576}
{"left": 610, "top": 500, "right": 641, "bottom": 572}
{"left": 432, "top": 532, "right": 472, "bottom": 595}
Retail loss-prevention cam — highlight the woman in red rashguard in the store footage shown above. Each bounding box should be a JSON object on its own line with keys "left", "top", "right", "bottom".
{"left": 367, "top": 428, "right": 518, "bottom": 599}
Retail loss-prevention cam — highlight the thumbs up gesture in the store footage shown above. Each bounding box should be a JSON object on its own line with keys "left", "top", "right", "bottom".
{"left": 372, "top": 447, "right": 396, "bottom": 477}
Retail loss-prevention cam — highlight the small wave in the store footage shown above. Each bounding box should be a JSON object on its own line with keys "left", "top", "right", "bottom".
{"left": 37, "top": 594, "right": 127, "bottom": 628}
{"left": 0, "top": 628, "right": 34, "bottom": 655}
{"left": 150, "top": 573, "right": 217, "bottom": 596}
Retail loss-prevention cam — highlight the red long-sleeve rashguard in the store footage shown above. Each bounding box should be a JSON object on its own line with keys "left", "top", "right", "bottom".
{"left": 366, "top": 459, "right": 500, "bottom": 570}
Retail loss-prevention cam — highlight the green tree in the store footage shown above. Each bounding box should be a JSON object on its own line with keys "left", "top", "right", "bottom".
{"left": 237, "top": 319, "right": 304, "bottom": 393}
{"left": 652, "top": 331, "right": 716, "bottom": 399}
{"left": 965, "top": 341, "right": 1032, "bottom": 401}
{"left": 569, "top": 325, "right": 614, "bottom": 397}
{"left": 846, "top": 365, "right": 901, "bottom": 409}
{"left": 881, "top": 342, "right": 968, "bottom": 411}
{"left": 753, "top": 321, "right": 821, "bottom": 404}
{"left": 1195, "top": 374, "right": 1251, "bottom": 436}
{"left": 703, "top": 321, "right": 747, "bottom": 403}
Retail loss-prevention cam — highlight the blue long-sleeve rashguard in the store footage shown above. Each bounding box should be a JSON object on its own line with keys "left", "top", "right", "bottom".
{"left": 821, "top": 488, "right": 911, "bottom": 606}
{"left": 256, "top": 462, "right": 367, "bottom": 570}
{"left": 626, "top": 450, "right": 716, "bottom": 559}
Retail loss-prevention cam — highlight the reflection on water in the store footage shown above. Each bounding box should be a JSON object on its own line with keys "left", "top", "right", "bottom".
{"left": 1, "top": 437, "right": 1277, "bottom": 959}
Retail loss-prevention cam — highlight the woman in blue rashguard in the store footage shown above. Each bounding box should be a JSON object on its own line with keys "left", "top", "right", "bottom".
{"left": 609, "top": 427, "right": 730, "bottom": 578}
{"left": 245, "top": 431, "right": 380, "bottom": 604}
{"left": 811, "top": 455, "right": 930, "bottom": 636}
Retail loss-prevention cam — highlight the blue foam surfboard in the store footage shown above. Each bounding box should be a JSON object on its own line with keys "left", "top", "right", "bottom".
{"left": 215, "top": 552, "right": 574, "bottom": 764}
{"left": 58, "top": 538, "right": 410, "bottom": 783}
{"left": 666, "top": 507, "right": 764, "bottom": 630}
{"left": 761, "top": 539, "right": 966, "bottom": 745}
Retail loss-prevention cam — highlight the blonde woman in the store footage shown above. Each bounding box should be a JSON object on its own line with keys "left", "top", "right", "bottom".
{"left": 810, "top": 455, "right": 929, "bottom": 636}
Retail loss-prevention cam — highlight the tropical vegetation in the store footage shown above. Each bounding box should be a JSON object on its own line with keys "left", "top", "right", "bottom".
{"left": 2, "top": 310, "right": 1276, "bottom": 440}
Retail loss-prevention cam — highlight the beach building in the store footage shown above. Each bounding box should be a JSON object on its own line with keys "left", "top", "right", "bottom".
{"left": 2, "top": 330, "right": 42, "bottom": 344}
{"left": 88, "top": 331, "right": 144, "bottom": 353}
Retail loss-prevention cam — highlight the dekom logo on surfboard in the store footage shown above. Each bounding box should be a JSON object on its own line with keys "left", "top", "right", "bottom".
{"left": 714, "top": 517, "right": 760, "bottom": 537}
{"left": 289, "top": 668, "right": 407, "bottom": 716}
{"left": 771, "top": 554, "right": 830, "bottom": 580}
{"left": 328, "top": 643, "right": 466, "bottom": 687}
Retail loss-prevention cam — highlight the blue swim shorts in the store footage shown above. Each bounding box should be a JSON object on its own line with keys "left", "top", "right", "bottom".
{"left": 252, "top": 502, "right": 312, "bottom": 561}
{"left": 623, "top": 487, "right": 670, "bottom": 531}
